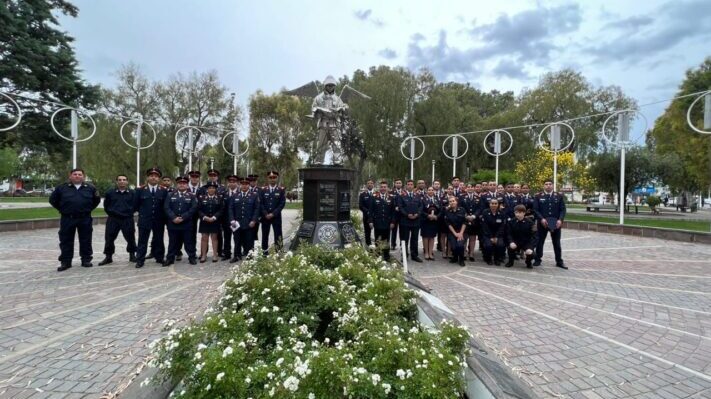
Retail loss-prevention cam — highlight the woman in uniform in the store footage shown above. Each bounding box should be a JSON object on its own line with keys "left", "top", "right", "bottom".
{"left": 445, "top": 195, "right": 467, "bottom": 267}
{"left": 421, "top": 186, "right": 440, "bottom": 260}
{"left": 198, "top": 181, "right": 223, "bottom": 262}
{"left": 480, "top": 197, "right": 506, "bottom": 265}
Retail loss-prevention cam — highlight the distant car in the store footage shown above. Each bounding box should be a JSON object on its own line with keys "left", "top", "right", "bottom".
{"left": 12, "top": 189, "right": 27, "bottom": 197}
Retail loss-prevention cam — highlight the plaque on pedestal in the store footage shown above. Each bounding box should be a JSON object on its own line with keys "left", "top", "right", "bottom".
{"left": 288, "top": 165, "right": 362, "bottom": 250}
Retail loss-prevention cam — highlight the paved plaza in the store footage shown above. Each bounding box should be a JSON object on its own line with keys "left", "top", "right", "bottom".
{"left": 410, "top": 230, "right": 711, "bottom": 398}
{"left": 0, "top": 210, "right": 298, "bottom": 399}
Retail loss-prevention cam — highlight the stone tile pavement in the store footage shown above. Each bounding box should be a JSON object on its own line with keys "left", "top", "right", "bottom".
{"left": 0, "top": 210, "right": 299, "bottom": 398}
{"left": 408, "top": 230, "right": 711, "bottom": 398}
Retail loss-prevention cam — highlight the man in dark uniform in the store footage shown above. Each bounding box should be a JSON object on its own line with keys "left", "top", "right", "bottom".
{"left": 533, "top": 179, "right": 567, "bottom": 269}
{"left": 98, "top": 174, "right": 137, "bottom": 266}
{"left": 247, "top": 174, "right": 261, "bottom": 246}
{"left": 461, "top": 184, "right": 480, "bottom": 261}
{"left": 359, "top": 179, "right": 375, "bottom": 246}
{"left": 369, "top": 181, "right": 396, "bottom": 261}
{"left": 186, "top": 171, "right": 202, "bottom": 250}
{"left": 390, "top": 179, "right": 404, "bottom": 250}
{"left": 160, "top": 176, "right": 174, "bottom": 191}
{"left": 480, "top": 197, "right": 506, "bottom": 265}
{"left": 518, "top": 184, "right": 535, "bottom": 218}
{"left": 163, "top": 176, "right": 198, "bottom": 266}
{"left": 220, "top": 175, "right": 240, "bottom": 261}
{"left": 50, "top": 168, "right": 101, "bottom": 272}
{"left": 229, "top": 178, "right": 260, "bottom": 261}
{"left": 134, "top": 167, "right": 167, "bottom": 268}
{"left": 260, "top": 170, "right": 286, "bottom": 254}
{"left": 503, "top": 184, "right": 519, "bottom": 218}
{"left": 397, "top": 179, "right": 423, "bottom": 262}
{"left": 505, "top": 204, "right": 538, "bottom": 268}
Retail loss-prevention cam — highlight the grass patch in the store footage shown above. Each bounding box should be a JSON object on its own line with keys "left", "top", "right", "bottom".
{"left": 284, "top": 201, "right": 302, "bottom": 210}
{"left": 566, "top": 213, "right": 710, "bottom": 232}
{"left": 0, "top": 197, "right": 51, "bottom": 203}
{"left": 0, "top": 207, "right": 106, "bottom": 221}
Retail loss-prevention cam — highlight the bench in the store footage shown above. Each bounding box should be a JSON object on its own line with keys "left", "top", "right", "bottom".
{"left": 586, "top": 203, "right": 617, "bottom": 212}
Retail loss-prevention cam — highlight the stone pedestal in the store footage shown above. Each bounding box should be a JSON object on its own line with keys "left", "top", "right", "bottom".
{"left": 289, "top": 165, "right": 361, "bottom": 250}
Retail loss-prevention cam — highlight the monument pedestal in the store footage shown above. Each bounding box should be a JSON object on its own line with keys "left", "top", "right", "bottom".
{"left": 289, "top": 165, "right": 361, "bottom": 250}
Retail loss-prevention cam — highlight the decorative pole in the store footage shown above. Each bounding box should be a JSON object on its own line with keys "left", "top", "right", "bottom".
{"left": 50, "top": 107, "right": 97, "bottom": 169}
{"left": 120, "top": 115, "right": 157, "bottom": 185}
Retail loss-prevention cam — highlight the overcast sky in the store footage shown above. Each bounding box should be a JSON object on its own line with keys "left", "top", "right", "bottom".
{"left": 60, "top": 0, "right": 711, "bottom": 139}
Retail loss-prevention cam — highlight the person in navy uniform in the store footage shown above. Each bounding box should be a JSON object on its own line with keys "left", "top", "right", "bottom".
{"left": 160, "top": 176, "right": 174, "bottom": 192}
{"left": 186, "top": 170, "right": 202, "bottom": 249}
{"left": 202, "top": 169, "right": 226, "bottom": 257}
{"left": 260, "top": 170, "right": 286, "bottom": 254}
{"left": 390, "top": 179, "right": 404, "bottom": 250}
{"left": 444, "top": 195, "right": 467, "bottom": 266}
{"left": 533, "top": 179, "right": 567, "bottom": 269}
{"left": 98, "top": 174, "right": 137, "bottom": 266}
{"left": 461, "top": 185, "right": 480, "bottom": 261}
{"left": 397, "top": 179, "right": 423, "bottom": 262}
{"left": 49, "top": 168, "right": 101, "bottom": 272}
{"left": 247, "top": 174, "right": 261, "bottom": 245}
{"left": 420, "top": 186, "right": 440, "bottom": 261}
{"left": 163, "top": 176, "right": 198, "bottom": 266}
{"left": 518, "top": 183, "right": 535, "bottom": 217}
{"left": 503, "top": 183, "right": 519, "bottom": 218}
{"left": 134, "top": 167, "right": 167, "bottom": 268}
{"left": 359, "top": 179, "right": 375, "bottom": 246}
{"left": 368, "top": 181, "right": 396, "bottom": 261}
{"left": 505, "top": 204, "right": 538, "bottom": 268}
{"left": 198, "top": 181, "right": 223, "bottom": 263}
{"left": 220, "top": 175, "right": 240, "bottom": 261}
{"left": 229, "top": 177, "right": 261, "bottom": 262}
{"left": 480, "top": 197, "right": 506, "bottom": 265}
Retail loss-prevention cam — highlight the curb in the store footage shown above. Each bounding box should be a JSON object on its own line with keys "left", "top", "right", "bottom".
{"left": 563, "top": 220, "right": 711, "bottom": 244}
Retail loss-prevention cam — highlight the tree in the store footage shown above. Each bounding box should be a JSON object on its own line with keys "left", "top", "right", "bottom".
{"left": 587, "top": 147, "right": 660, "bottom": 201}
{"left": 248, "top": 92, "right": 304, "bottom": 190}
{"left": 0, "top": 146, "right": 19, "bottom": 180}
{"left": 0, "top": 0, "right": 100, "bottom": 156}
{"left": 648, "top": 57, "right": 711, "bottom": 193}
{"left": 514, "top": 149, "right": 595, "bottom": 192}
{"left": 470, "top": 169, "right": 518, "bottom": 185}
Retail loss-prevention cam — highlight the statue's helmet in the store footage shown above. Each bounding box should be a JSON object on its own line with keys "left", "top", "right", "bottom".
{"left": 323, "top": 75, "right": 337, "bottom": 86}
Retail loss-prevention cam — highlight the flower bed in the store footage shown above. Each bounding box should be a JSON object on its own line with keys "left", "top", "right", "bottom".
{"left": 149, "top": 245, "right": 470, "bottom": 398}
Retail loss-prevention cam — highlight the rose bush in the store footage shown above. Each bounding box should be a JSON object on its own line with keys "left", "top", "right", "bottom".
{"left": 149, "top": 245, "right": 470, "bottom": 398}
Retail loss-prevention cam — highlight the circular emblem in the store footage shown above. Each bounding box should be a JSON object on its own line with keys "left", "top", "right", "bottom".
{"left": 341, "top": 224, "right": 356, "bottom": 243}
{"left": 317, "top": 224, "right": 338, "bottom": 244}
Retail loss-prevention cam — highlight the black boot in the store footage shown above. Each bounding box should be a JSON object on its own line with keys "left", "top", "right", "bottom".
{"left": 81, "top": 261, "right": 93, "bottom": 268}
{"left": 135, "top": 260, "right": 144, "bottom": 268}
{"left": 458, "top": 255, "right": 465, "bottom": 267}
{"left": 449, "top": 256, "right": 458, "bottom": 264}
{"left": 129, "top": 253, "right": 137, "bottom": 262}
{"left": 57, "top": 261, "right": 72, "bottom": 272}
{"left": 525, "top": 254, "right": 533, "bottom": 268}
{"left": 230, "top": 256, "right": 241, "bottom": 263}
{"left": 98, "top": 256, "right": 113, "bottom": 266}
{"left": 162, "top": 259, "right": 174, "bottom": 267}
{"left": 505, "top": 259, "right": 514, "bottom": 267}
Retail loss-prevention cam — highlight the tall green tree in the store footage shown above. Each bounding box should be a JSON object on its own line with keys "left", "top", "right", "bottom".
{"left": 648, "top": 57, "right": 711, "bottom": 193}
{"left": 0, "top": 0, "right": 99, "bottom": 159}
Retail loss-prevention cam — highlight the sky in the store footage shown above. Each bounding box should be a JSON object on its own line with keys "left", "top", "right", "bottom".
{"left": 59, "top": 0, "right": 711, "bottom": 140}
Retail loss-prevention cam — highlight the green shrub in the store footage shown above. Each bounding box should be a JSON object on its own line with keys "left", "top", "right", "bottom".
{"left": 148, "top": 245, "right": 469, "bottom": 398}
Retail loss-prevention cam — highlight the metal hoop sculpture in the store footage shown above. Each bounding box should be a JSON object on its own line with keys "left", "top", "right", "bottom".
{"left": 120, "top": 118, "right": 157, "bottom": 150}
{"left": 174, "top": 126, "right": 205, "bottom": 154}
{"left": 441, "top": 134, "right": 469, "bottom": 159}
{"left": 686, "top": 90, "right": 711, "bottom": 135}
{"left": 600, "top": 109, "right": 648, "bottom": 147}
{"left": 0, "top": 92, "right": 22, "bottom": 132}
{"left": 221, "top": 131, "right": 249, "bottom": 156}
{"left": 400, "top": 136, "right": 426, "bottom": 160}
{"left": 537, "top": 122, "right": 575, "bottom": 153}
{"left": 482, "top": 129, "right": 513, "bottom": 156}
{"left": 50, "top": 107, "right": 97, "bottom": 142}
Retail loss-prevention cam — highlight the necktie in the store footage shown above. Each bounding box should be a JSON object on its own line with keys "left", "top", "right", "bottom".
{"left": 151, "top": 187, "right": 155, "bottom": 194}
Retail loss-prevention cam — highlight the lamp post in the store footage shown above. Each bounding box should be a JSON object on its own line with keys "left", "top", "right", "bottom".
{"left": 50, "top": 107, "right": 97, "bottom": 169}
{"left": 442, "top": 134, "right": 468, "bottom": 177}
{"left": 483, "top": 129, "right": 513, "bottom": 185}
{"left": 400, "top": 135, "right": 425, "bottom": 180}
{"left": 120, "top": 115, "right": 157, "bottom": 185}
{"left": 537, "top": 123, "right": 574, "bottom": 192}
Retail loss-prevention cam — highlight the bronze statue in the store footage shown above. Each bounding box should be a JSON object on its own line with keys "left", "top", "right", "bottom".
{"left": 285, "top": 75, "right": 370, "bottom": 165}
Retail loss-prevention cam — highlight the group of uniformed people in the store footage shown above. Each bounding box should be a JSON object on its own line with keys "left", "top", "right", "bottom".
{"left": 49, "top": 167, "right": 285, "bottom": 272}
{"left": 359, "top": 176, "right": 567, "bottom": 269}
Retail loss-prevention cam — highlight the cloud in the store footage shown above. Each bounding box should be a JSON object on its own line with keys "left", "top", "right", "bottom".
{"left": 491, "top": 60, "right": 530, "bottom": 80}
{"left": 406, "top": 4, "right": 582, "bottom": 80}
{"left": 353, "top": 8, "right": 384, "bottom": 27}
{"left": 378, "top": 48, "right": 398, "bottom": 60}
{"left": 588, "top": 0, "right": 711, "bottom": 65}
{"left": 353, "top": 9, "right": 372, "bottom": 20}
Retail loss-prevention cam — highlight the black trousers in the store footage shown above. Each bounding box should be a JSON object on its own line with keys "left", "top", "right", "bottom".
{"left": 481, "top": 237, "right": 505, "bottom": 262}
{"left": 398, "top": 224, "right": 419, "bottom": 258}
{"left": 58, "top": 215, "right": 93, "bottom": 262}
{"left": 221, "top": 222, "right": 234, "bottom": 257}
{"left": 374, "top": 228, "right": 391, "bottom": 260}
{"left": 136, "top": 220, "right": 165, "bottom": 262}
{"left": 216, "top": 220, "right": 224, "bottom": 256}
{"left": 390, "top": 220, "right": 399, "bottom": 248}
{"left": 535, "top": 226, "right": 563, "bottom": 264}
{"left": 167, "top": 226, "right": 197, "bottom": 261}
{"left": 361, "top": 212, "right": 372, "bottom": 246}
{"left": 235, "top": 228, "right": 254, "bottom": 257}
{"left": 261, "top": 217, "right": 283, "bottom": 252}
{"left": 103, "top": 216, "right": 136, "bottom": 256}
{"left": 507, "top": 241, "right": 535, "bottom": 264}
{"left": 448, "top": 233, "right": 465, "bottom": 258}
